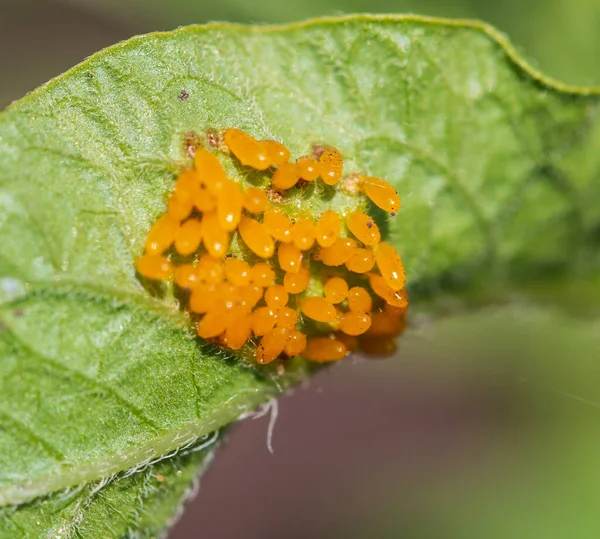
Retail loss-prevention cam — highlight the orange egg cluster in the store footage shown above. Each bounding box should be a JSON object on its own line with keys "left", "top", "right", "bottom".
{"left": 135, "top": 129, "right": 408, "bottom": 364}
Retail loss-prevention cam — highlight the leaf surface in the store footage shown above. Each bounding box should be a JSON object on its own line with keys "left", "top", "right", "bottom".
{"left": 1, "top": 15, "right": 599, "bottom": 515}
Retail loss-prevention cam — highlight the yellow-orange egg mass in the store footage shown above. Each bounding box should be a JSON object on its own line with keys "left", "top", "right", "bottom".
{"left": 135, "top": 128, "right": 408, "bottom": 364}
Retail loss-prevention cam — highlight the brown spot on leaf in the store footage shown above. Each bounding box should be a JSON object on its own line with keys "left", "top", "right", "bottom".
{"left": 339, "top": 173, "right": 362, "bottom": 195}
{"left": 206, "top": 128, "right": 222, "bottom": 149}
{"left": 265, "top": 188, "right": 284, "bottom": 203}
{"left": 178, "top": 89, "right": 189, "bottom": 101}
{"left": 183, "top": 131, "right": 202, "bottom": 159}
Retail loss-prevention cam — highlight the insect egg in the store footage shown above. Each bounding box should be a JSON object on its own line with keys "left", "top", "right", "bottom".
{"left": 136, "top": 254, "right": 173, "bottom": 280}
{"left": 194, "top": 148, "right": 228, "bottom": 195}
{"left": 272, "top": 162, "right": 300, "bottom": 190}
{"left": 217, "top": 180, "right": 244, "bottom": 232}
{"left": 319, "top": 238, "right": 356, "bottom": 266}
{"left": 197, "top": 308, "right": 228, "bottom": 339}
{"left": 223, "top": 128, "right": 270, "bottom": 170}
{"left": 339, "top": 312, "right": 372, "bottom": 336}
{"left": 345, "top": 248, "right": 375, "bottom": 273}
{"left": 238, "top": 217, "right": 275, "bottom": 259}
{"left": 374, "top": 242, "right": 406, "bottom": 291}
{"left": 361, "top": 176, "right": 401, "bottom": 213}
{"left": 223, "top": 257, "right": 251, "bottom": 287}
{"left": 347, "top": 286, "right": 372, "bottom": 313}
{"left": 315, "top": 210, "right": 340, "bottom": 247}
{"left": 291, "top": 219, "right": 316, "bottom": 251}
{"left": 243, "top": 187, "right": 268, "bottom": 214}
{"left": 263, "top": 210, "right": 293, "bottom": 243}
{"left": 318, "top": 148, "right": 343, "bottom": 185}
{"left": 250, "top": 307, "right": 278, "bottom": 336}
{"left": 278, "top": 242, "right": 303, "bottom": 273}
{"left": 346, "top": 212, "right": 381, "bottom": 246}
{"left": 256, "top": 327, "right": 291, "bottom": 364}
{"left": 324, "top": 277, "right": 348, "bottom": 304}
{"left": 249, "top": 262, "right": 275, "bottom": 287}
{"left": 284, "top": 330, "right": 307, "bottom": 357}
{"left": 276, "top": 307, "right": 298, "bottom": 331}
{"left": 265, "top": 284, "right": 289, "bottom": 309}
{"left": 174, "top": 264, "right": 199, "bottom": 289}
{"left": 283, "top": 264, "right": 310, "bottom": 294}
{"left": 145, "top": 215, "right": 178, "bottom": 255}
{"left": 263, "top": 140, "right": 291, "bottom": 166}
{"left": 303, "top": 336, "right": 347, "bottom": 362}
{"left": 300, "top": 297, "right": 337, "bottom": 323}
{"left": 201, "top": 211, "right": 230, "bottom": 258}
{"left": 174, "top": 218, "right": 203, "bottom": 256}
{"left": 296, "top": 156, "right": 320, "bottom": 181}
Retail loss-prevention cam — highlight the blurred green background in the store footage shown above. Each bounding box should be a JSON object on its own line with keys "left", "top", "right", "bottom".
{"left": 2, "top": 1, "right": 600, "bottom": 538}
{"left": 1, "top": 0, "right": 600, "bottom": 112}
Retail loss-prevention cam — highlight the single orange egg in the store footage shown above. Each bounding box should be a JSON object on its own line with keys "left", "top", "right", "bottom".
{"left": 256, "top": 327, "right": 291, "bottom": 364}
{"left": 272, "top": 162, "right": 300, "bottom": 190}
{"left": 303, "top": 336, "right": 347, "bottom": 362}
{"left": 197, "top": 308, "right": 228, "bottom": 339}
{"left": 339, "top": 311, "right": 372, "bottom": 336}
{"left": 145, "top": 215, "right": 178, "bottom": 255}
{"left": 167, "top": 194, "right": 193, "bottom": 223}
{"left": 239, "top": 284, "right": 263, "bottom": 311}
{"left": 243, "top": 187, "right": 268, "bottom": 214}
{"left": 345, "top": 248, "right": 375, "bottom": 273}
{"left": 296, "top": 156, "right": 320, "bottom": 181}
{"left": 315, "top": 210, "right": 340, "bottom": 247}
{"left": 263, "top": 140, "right": 290, "bottom": 166}
{"left": 276, "top": 306, "right": 298, "bottom": 331}
{"left": 192, "top": 183, "right": 217, "bottom": 213}
{"left": 249, "top": 262, "right": 275, "bottom": 287}
{"left": 224, "top": 311, "right": 252, "bottom": 350}
{"left": 368, "top": 273, "right": 408, "bottom": 308}
{"left": 238, "top": 216, "right": 275, "bottom": 258}
{"left": 283, "top": 264, "right": 310, "bottom": 294}
{"left": 217, "top": 180, "right": 244, "bottom": 232}
{"left": 300, "top": 297, "right": 337, "bottom": 323}
{"left": 319, "top": 148, "right": 343, "bottom": 186}
{"left": 189, "top": 284, "right": 218, "bottom": 313}
{"left": 202, "top": 211, "right": 230, "bottom": 258}
{"left": 223, "top": 257, "right": 251, "bottom": 287}
{"left": 374, "top": 242, "right": 406, "bottom": 290}
{"left": 284, "top": 330, "right": 307, "bottom": 357}
{"left": 194, "top": 148, "right": 228, "bottom": 195}
{"left": 362, "top": 177, "right": 401, "bottom": 213}
{"left": 264, "top": 284, "right": 289, "bottom": 309}
{"left": 346, "top": 212, "right": 381, "bottom": 246}
{"left": 174, "top": 264, "right": 200, "bottom": 290}
{"left": 278, "top": 242, "right": 303, "bottom": 273}
{"left": 250, "top": 306, "right": 277, "bottom": 336}
{"left": 136, "top": 254, "right": 173, "bottom": 280}
{"left": 324, "top": 277, "right": 348, "bottom": 304}
{"left": 291, "top": 219, "right": 316, "bottom": 251}
{"left": 263, "top": 210, "right": 293, "bottom": 243}
{"left": 174, "top": 218, "right": 203, "bottom": 256}
{"left": 173, "top": 169, "right": 200, "bottom": 204}
{"left": 196, "top": 254, "right": 224, "bottom": 284}
{"left": 347, "top": 286, "right": 373, "bottom": 313}
{"left": 319, "top": 238, "right": 356, "bottom": 266}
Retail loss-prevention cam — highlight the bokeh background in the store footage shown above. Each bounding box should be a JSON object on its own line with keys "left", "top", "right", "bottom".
{"left": 2, "top": 1, "right": 600, "bottom": 538}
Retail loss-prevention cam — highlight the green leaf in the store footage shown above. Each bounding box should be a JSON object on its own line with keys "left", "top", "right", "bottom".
{"left": 0, "top": 436, "right": 218, "bottom": 538}
{"left": 1, "top": 13, "right": 599, "bottom": 527}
